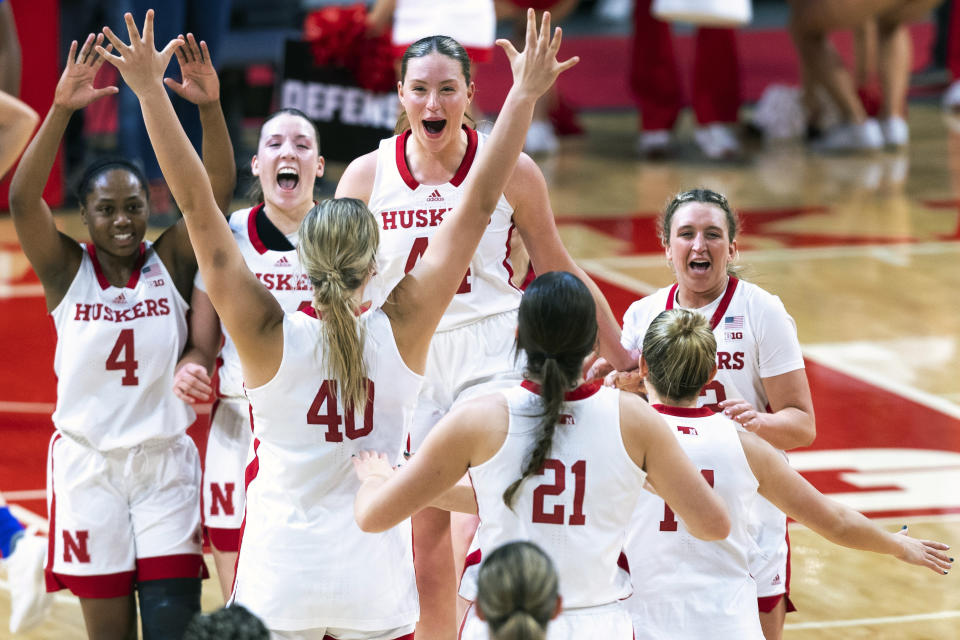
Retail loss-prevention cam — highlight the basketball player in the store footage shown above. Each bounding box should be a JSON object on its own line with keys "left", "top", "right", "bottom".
{"left": 101, "top": 9, "right": 578, "bottom": 637}
{"left": 598, "top": 188, "right": 815, "bottom": 640}
{"left": 0, "top": 90, "right": 38, "bottom": 177}
{"left": 8, "top": 30, "right": 233, "bottom": 639}
{"left": 352, "top": 270, "right": 730, "bottom": 639}
{"left": 172, "top": 104, "right": 325, "bottom": 599}
{"left": 626, "top": 308, "right": 952, "bottom": 639}
{"left": 335, "top": 27, "right": 635, "bottom": 640}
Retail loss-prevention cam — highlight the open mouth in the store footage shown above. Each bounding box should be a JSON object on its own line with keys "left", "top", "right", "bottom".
{"left": 278, "top": 168, "right": 300, "bottom": 191}
{"left": 423, "top": 119, "right": 447, "bottom": 135}
{"left": 689, "top": 260, "right": 711, "bottom": 273}
{"left": 114, "top": 232, "right": 134, "bottom": 243}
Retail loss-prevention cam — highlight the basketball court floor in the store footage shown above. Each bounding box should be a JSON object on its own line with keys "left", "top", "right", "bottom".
{"left": 0, "top": 105, "right": 958, "bottom": 638}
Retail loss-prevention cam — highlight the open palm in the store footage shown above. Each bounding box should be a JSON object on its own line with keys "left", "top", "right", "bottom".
{"left": 54, "top": 33, "right": 118, "bottom": 111}
{"left": 165, "top": 33, "right": 220, "bottom": 105}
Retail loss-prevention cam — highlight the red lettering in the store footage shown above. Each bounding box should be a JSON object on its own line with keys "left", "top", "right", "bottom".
{"left": 106, "top": 328, "right": 139, "bottom": 385}
{"left": 699, "top": 380, "right": 726, "bottom": 412}
{"left": 275, "top": 274, "right": 293, "bottom": 291}
{"left": 132, "top": 302, "right": 145, "bottom": 319}
{"left": 532, "top": 459, "right": 588, "bottom": 526}
{"left": 145, "top": 299, "right": 159, "bottom": 316}
{"left": 209, "top": 482, "right": 235, "bottom": 516}
{"left": 415, "top": 209, "right": 428, "bottom": 227}
{"left": 261, "top": 273, "right": 275, "bottom": 289}
{"left": 717, "top": 351, "right": 732, "bottom": 369}
{"left": 381, "top": 210, "right": 398, "bottom": 230}
{"left": 306, "top": 379, "right": 375, "bottom": 442}
{"left": 74, "top": 304, "right": 91, "bottom": 321}
{"left": 558, "top": 414, "right": 574, "bottom": 425}
{"left": 732, "top": 352, "right": 745, "bottom": 370}
{"left": 297, "top": 274, "right": 312, "bottom": 291}
{"left": 429, "top": 208, "right": 446, "bottom": 226}
{"left": 677, "top": 425, "right": 698, "bottom": 435}
{"left": 399, "top": 210, "right": 414, "bottom": 229}
{"left": 660, "top": 469, "right": 715, "bottom": 532}
{"left": 104, "top": 306, "right": 115, "bottom": 322}
{"left": 158, "top": 299, "right": 170, "bottom": 315}
{"left": 404, "top": 236, "right": 429, "bottom": 274}
{"left": 91, "top": 304, "right": 103, "bottom": 321}
{"left": 63, "top": 530, "right": 91, "bottom": 563}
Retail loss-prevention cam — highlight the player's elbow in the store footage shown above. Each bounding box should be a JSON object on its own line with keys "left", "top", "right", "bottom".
{"left": 688, "top": 502, "right": 731, "bottom": 541}
{"left": 354, "top": 502, "right": 389, "bottom": 533}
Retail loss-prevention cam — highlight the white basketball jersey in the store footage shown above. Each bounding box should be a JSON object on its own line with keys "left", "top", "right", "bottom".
{"left": 392, "top": 0, "right": 495, "bottom": 51}
{"left": 50, "top": 243, "right": 192, "bottom": 450}
{"left": 620, "top": 277, "right": 804, "bottom": 415}
{"left": 234, "top": 309, "right": 422, "bottom": 631}
{"left": 467, "top": 382, "right": 647, "bottom": 609}
{"left": 625, "top": 406, "right": 763, "bottom": 640}
{"left": 196, "top": 204, "right": 314, "bottom": 400}
{"left": 366, "top": 127, "right": 521, "bottom": 331}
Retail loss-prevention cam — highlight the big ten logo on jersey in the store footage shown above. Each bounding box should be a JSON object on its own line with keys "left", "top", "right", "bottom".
{"left": 532, "top": 459, "right": 587, "bottom": 526}
{"left": 307, "top": 378, "right": 375, "bottom": 442}
{"left": 253, "top": 271, "right": 312, "bottom": 292}
{"left": 73, "top": 298, "right": 171, "bottom": 323}
{"left": 209, "top": 482, "right": 236, "bottom": 516}
{"left": 379, "top": 207, "right": 449, "bottom": 231}
{"left": 62, "top": 530, "right": 91, "bottom": 563}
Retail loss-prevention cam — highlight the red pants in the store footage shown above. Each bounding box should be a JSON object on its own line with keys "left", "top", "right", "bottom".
{"left": 630, "top": 0, "right": 741, "bottom": 130}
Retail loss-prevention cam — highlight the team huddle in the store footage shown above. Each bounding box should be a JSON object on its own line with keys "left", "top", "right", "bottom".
{"left": 1, "top": 7, "right": 952, "bottom": 640}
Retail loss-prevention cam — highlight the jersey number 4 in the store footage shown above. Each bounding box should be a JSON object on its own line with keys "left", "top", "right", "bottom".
{"left": 660, "top": 469, "right": 715, "bottom": 531}
{"left": 405, "top": 236, "right": 471, "bottom": 294}
{"left": 106, "top": 328, "right": 139, "bottom": 385}
{"left": 307, "top": 379, "right": 374, "bottom": 442}
{"left": 532, "top": 459, "right": 586, "bottom": 526}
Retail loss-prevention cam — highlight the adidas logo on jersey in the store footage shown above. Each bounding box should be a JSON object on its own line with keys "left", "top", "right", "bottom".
{"left": 112, "top": 292, "right": 127, "bottom": 304}
{"left": 771, "top": 573, "right": 782, "bottom": 586}
{"left": 426, "top": 189, "right": 444, "bottom": 202}
{"left": 275, "top": 256, "right": 292, "bottom": 267}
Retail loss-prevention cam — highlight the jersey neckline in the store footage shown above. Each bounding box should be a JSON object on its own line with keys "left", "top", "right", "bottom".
{"left": 87, "top": 242, "right": 147, "bottom": 290}
{"left": 665, "top": 276, "right": 740, "bottom": 331}
{"left": 521, "top": 379, "right": 602, "bottom": 401}
{"left": 396, "top": 125, "right": 479, "bottom": 191}
{"left": 653, "top": 404, "right": 716, "bottom": 418}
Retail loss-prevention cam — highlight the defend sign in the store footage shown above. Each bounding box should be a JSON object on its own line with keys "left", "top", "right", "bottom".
{"left": 281, "top": 40, "right": 397, "bottom": 161}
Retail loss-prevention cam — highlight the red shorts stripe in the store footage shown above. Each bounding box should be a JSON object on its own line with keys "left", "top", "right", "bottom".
{"left": 206, "top": 526, "right": 242, "bottom": 552}
{"left": 47, "top": 569, "right": 136, "bottom": 599}
{"left": 137, "top": 553, "right": 209, "bottom": 581}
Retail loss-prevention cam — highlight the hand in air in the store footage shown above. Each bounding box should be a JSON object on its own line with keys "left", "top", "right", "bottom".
{"left": 54, "top": 33, "right": 119, "bottom": 111}
{"left": 173, "top": 362, "right": 213, "bottom": 404}
{"left": 98, "top": 10, "right": 183, "bottom": 98}
{"left": 894, "top": 526, "right": 952, "bottom": 575}
{"left": 352, "top": 450, "right": 396, "bottom": 483}
{"left": 165, "top": 33, "right": 220, "bottom": 105}
{"left": 719, "top": 398, "right": 764, "bottom": 433}
{"left": 496, "top": 9, "right": 579, "bottom": 102}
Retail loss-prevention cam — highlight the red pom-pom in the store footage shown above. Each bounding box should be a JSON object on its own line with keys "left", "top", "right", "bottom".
{"left": 303, "top": 4, "right": 395, "bottom": 92}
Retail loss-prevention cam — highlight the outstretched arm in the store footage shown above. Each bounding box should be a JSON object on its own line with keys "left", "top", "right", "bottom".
{"left": 0, "top": 91, "right": 37, "bottom": 178}
{"left": 100, "top": 12, "right": 283, "bottom": 386}
{"left": 741, "top": 431, "right": 952, "bottom": 575}
{"left": 9, "top": 34, "right": 118, "bottom": 309}
{"left": 385, "top": 9, "right": 579, "bottom": 372}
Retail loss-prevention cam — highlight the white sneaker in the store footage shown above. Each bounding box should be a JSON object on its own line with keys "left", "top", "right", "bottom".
{"left": 811, "top": 119, "right": 883, "bottom": 153}
{"left": 694, "top": 123, "right": 741, "bottom": 159}
{"left": 524, "top": 120, "right": 558, "bottom": 155}
{"left": 880, "top": 116, "right": 909, "bottom": 147}
{"left": 7, "top": 528, "right": 53, "bottom": 633}
{"left": 943, "top": 78, "right": 960, "bottom": 110}
{"left": 637, "top": 129, "right": 671, "bottom": 158}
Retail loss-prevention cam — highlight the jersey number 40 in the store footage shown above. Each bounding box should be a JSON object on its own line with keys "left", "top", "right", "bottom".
{"left": 307, "top": 379, "right": 375, "bottom": 442}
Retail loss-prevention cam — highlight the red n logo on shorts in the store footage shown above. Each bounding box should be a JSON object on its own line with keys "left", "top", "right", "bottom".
{"left": 210, "top": 482, "right": 235, "bottom": 516}
{"left": 63, "top": 530, "right": 91, "bottom": 563}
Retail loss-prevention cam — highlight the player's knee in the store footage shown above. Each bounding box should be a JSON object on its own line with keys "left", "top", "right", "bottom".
{"left": 138, "top": 577, "right": 202, "bottom": 640}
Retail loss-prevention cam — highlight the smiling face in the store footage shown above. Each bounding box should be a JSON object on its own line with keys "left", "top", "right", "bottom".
{"left": 665, "top": 202, "right": 737, "bottom": 304}
{"left": 398, "top": 52, "right": 474, "bottom": 151}
{"left": 81, "top": 168, "right": 149, "bottom": 257}
{"left": 251, "top": 112, "right": 325, "bottom": 213}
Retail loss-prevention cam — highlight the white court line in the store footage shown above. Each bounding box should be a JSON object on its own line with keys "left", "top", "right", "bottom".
{"left": 801, "top": 350, "right": 960, "bottom": 421}
{"left": 784, "top": 610, "right": 960, "bottom": 630}
{"left": 0, "top": 283, "right": 44, "bottom": 299}
{"left": 3, "top": 489, "right": 46, "bottom": 501}
{"left": 579, "top": 260, "right": 657, "bottom": 296}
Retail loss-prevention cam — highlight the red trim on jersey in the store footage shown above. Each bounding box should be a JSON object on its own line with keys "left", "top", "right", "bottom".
{"left": 458, "top": 602, "right": 473, "bottom": 640}
{"left": 207, "top": 527, "right": 241, "bottom": 552}
{"left": 521, "top": 379, "right": 602, "bottom": 401}
{"left": 137, "top": 553, "right": 209, "bottom": 581}
{"left": 44, "top": 433, "right": 61, "bottom": 593}
{"left": 48, "top": 569, "right": 136, "bottom": 598}
{"left": 232, "top": 436, "right": 261, "bottom": 595}
{"left": 395, "top": 125, "right": 479, "bottom": 190}
{"left": 87, "top": 242, "right": 147, "bottom": 290}
{"left": 463, "top": 548, "right": 482, "bottom": 572}
{"left": 653, "top": 404, "right": 715, "bottom": 418}
{"left": 246, "top": 203, "right": 269, "bottom": 255}
{"left": 617, "top": 551, "right": 630, "bottom": 574}
{"left": 665, "top": 277, "right": 740, "bottom": 331}
{"left": 502, "top": 221, "right": 519, "bottom": 291}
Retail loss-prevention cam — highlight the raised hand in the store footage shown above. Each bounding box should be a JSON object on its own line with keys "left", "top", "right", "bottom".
{"left": 894, "top": 526, "right": 952, "bottom": 575}
{"left": 54, "top": 34, "right": 119, "bottom": 111}
{"left": 495, "top": 9, "right": 579, "bottom": 102}
{"left": 98, "top": 10, "right": 183, "bottom": 99}
{"left": 164, "top": 33, "right": 220, "bottom": 106}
